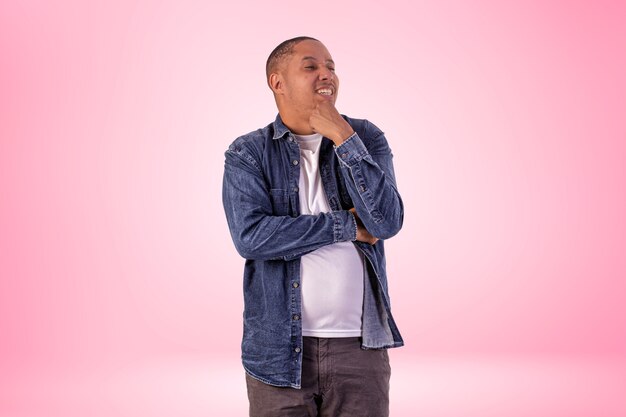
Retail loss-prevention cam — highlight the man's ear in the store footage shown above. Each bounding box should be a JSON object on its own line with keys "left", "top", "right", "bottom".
{"left": 268, "top": 72, "right": 283, "bottom": 94}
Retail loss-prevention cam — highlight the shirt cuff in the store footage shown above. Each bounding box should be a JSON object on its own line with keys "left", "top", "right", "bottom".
{"left": 334, "top": 132, "right": 369, "bottom": 167}
{"left": 330, "top": 210, "right": 358, "bottom": 243}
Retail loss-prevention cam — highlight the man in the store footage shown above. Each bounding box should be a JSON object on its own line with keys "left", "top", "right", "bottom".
{"left": 222, "top": 36, "right": 404, "bottom": 417}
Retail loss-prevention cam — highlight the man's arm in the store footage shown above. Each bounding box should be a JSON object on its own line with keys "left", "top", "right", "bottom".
{"left": 310, "top": 103, "right": 404, "bottom": 240}
{"left": 335, "top": 126, "right": 404, "bottom": 239}
{"left": 222, "top": 146, "right": 358, "bottom": 261}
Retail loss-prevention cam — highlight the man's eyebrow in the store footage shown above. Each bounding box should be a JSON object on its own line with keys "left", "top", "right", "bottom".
{"left": 301, "top": 56, "right": 335, "bottom": 64}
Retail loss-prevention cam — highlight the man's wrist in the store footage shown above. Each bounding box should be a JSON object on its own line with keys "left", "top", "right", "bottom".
{"left": 331, "top": 126, "right": 355, "bottom": 146}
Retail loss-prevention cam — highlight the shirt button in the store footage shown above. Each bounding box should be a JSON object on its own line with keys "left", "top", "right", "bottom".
{"left": 293, "top": 187, "right": 299, "bottom": 193}
{"left": 292, "top": 282, "right": 299, "bottom": 288}
{"left": 292, "top": 159, "right": 299, "bottom": 166}
{"left": 288, "top": 137, "right": 294, "bottom": 142}
{"left": 293, "top": 314, "right": 300, "bottom": 321}
{"left": 294, "top": 347, "right": 301, "bottom": 353}
{"left": 341, "top": 153, "right": 348, "bottom": 159}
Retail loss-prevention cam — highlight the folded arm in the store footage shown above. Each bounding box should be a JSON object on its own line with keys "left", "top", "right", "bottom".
{"left": 222, "top": 147, "right": 358, "bottom": 261}
{"left": 335, "top": 122, "right": 404, "bottom": 240}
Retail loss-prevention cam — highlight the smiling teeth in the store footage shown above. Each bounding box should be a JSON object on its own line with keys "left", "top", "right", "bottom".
{"left": 317, "top": 89, "right": 333, "bottom": 95}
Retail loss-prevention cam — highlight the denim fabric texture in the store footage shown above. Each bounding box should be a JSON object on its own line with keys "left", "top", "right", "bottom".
{"left": 222, "top": 114, "right": 404, "bottom": 388}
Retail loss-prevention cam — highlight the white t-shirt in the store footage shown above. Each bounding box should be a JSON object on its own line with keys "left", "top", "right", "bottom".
{"left": 294, "top": 133, "right": 364, "bottom": 338}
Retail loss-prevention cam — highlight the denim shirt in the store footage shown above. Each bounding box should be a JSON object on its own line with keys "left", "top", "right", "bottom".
{"left": 222, "top": 114, "right": 404, "bottom": 388}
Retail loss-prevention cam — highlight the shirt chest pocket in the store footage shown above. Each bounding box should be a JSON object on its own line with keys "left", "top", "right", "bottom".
{"left": 269, "top": 189, "right": 290, "bottom": 216}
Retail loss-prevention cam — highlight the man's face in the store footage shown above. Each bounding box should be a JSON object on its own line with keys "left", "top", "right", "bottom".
{"left": 277, "top": 40, "right": 339, "bottom": 116}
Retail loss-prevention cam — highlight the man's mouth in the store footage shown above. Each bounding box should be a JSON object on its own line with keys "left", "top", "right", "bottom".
{"left": 316, "top": 88, "right": 334, "bottom": 96}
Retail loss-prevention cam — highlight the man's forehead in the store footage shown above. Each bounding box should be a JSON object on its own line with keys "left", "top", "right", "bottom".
{"left": 292, "top": 40, "right": 333, "bottom": 62}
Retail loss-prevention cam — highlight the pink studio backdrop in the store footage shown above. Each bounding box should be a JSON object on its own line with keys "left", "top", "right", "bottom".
{"left": 1, "top": 1, "right": 625, "bottom": 416}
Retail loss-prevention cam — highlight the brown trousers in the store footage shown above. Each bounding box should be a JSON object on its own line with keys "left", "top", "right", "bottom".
{"left": 246, "top": 337, "right": 391, "bottom": 417}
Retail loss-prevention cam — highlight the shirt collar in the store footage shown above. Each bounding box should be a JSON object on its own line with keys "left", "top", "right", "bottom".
{"left": 272, "top": 114, "right": 291, "bottom": 140}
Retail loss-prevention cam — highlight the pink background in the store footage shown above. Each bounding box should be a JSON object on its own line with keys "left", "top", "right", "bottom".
{"left": 1, "top": 1, "right": 625, "bottom": 416}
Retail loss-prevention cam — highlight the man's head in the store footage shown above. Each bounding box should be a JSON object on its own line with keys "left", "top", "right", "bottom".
{"left": 265, "top": 36, "right": 320, "bottom": 83}
{"left": 266, "top": 36, "right": 339, "bottom": 134}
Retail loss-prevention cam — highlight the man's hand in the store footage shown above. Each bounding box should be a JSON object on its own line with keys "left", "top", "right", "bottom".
{"left": 309, "top": 101, "right": 355, "bottom": 146}
{"left": 350, "top": 208, "right": 378, "bottom": 245}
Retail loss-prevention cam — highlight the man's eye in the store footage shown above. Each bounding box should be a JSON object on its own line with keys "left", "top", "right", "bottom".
{"left": 329, "top": 67, "right": 336, "bottom": 72}
{"left": 305, "top": 66, "right": 315, "bottom": 70}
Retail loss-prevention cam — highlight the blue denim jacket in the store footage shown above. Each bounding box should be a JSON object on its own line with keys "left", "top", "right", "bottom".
{"left": 222, "top": 114, "right": 404, "bottom": 388}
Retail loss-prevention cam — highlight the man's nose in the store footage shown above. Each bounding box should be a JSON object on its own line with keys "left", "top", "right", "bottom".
{"left": 319, "top": 68, "right": 334, "bottom": 80}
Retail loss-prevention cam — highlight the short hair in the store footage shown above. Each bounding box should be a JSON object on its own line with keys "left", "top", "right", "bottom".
{"left": 266, "top": 36, "right": 319, "bottom": 81}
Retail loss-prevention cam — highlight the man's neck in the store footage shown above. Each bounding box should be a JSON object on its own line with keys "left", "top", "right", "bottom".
{"left": 279, "top": 111, "right": 313, "bottom": 135}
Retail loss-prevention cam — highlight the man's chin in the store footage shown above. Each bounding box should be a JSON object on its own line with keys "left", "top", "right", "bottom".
{"left": 314, "top": 95, "right": 337, "bottom": 105}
